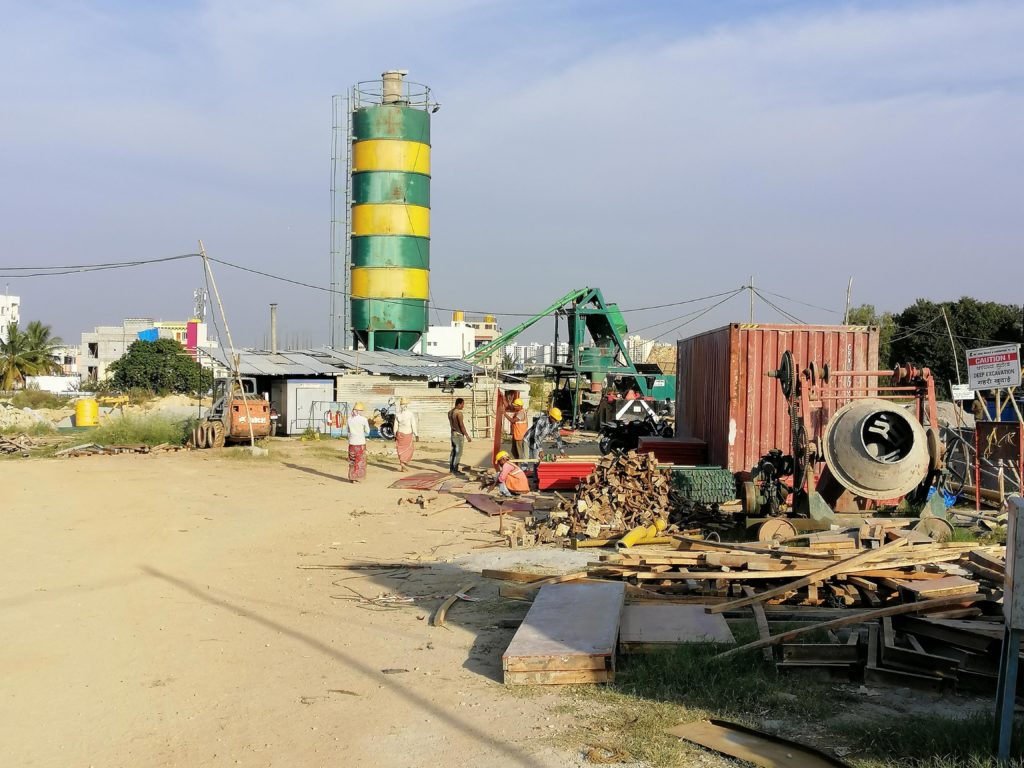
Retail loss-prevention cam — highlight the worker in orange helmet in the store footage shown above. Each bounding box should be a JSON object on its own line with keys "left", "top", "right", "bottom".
{"left": 504, "top": 397, "right": 529, "bottom": 459}
{"left": 493, "top": 451, "right": 530, "bottom": 496}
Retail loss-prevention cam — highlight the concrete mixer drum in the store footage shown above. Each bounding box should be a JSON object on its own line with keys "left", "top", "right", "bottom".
{"left": 821, "top": 398, "right": 931, "bottom": 500}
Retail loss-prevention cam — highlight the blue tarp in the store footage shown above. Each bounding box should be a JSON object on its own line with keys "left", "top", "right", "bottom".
{"left": 137, "top": 328, "right": 158, "bottom": 342}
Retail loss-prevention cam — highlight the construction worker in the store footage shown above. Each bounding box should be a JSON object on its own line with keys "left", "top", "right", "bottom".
{"left": 347, "top": 402, "right": 370, "bottom": 483}
{"left": 525, "top": 407, "right": 566, "bottom": 460}
{"left": 493, "top": 451, "right": 530, "bottom": 496}
{"left": 504, "top": 397, "right": 529, "bottom": 459}
{"left": 394, "top": 397, "right": 418, "bottom": 472}
{"left": 448, "top": 397, "right": 472, "bottom": 475}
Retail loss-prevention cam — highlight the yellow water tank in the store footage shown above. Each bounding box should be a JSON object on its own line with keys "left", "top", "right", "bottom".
{"left": 452, "top": 310, "right": 465, "bottom": 323}
{"left": 75, "top": 397, "right": 99, "bottom": 428}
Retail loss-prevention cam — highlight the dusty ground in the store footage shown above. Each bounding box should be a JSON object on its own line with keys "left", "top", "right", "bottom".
{"left": 2, "top": 438, "right": 605, "bottom": 768}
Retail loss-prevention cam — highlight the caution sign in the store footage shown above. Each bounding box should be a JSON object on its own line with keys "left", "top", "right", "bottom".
{"left": 966, "top": 344, "right": 1021, "bottom": 391}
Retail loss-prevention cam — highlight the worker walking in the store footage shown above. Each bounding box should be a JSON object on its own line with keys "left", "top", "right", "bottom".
{"left": 504, "top": 398, "right": 529, "bottom": 459}
{"left": 493, "top": 451, "right": 530, "bottom": 496}
{"left": 525, "top": 407, "right": 566, "bottom": 460}
{"left": 347, "top": 402, "right": 370, "bottom": 483}
{"left": 395, "top": 397, "right": 418, "bottom": 472}
{"left": 448, "top": 397, "right": 472, "bottom": 475}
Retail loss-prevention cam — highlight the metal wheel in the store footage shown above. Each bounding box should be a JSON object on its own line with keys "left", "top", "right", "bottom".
{"left": 598, "top": 435, "right": 615, "bottom": 455}
{"left": 776, "top": 351, "right": 796, "bottom": 399}
{"left": 741, "top": 481, "right": 760, "bottom": 514}
{"left": 380, "top": 423, "right": 395, "bottom": 440}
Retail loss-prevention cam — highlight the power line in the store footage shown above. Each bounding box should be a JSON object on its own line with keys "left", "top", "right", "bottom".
{"left": 0, "top": 253, "right": 199, "bottom": 278}
{"left": 617, "top": 288, "right": 745, "bottom": 313}
{"left": 755, "top": 287, "right": 841, "bottom": 315}
{"left": 753, "top": 289, "right": 804, "bottom": 324}
{"left": 652, "top": 289, "right": 746, "bottom": 341}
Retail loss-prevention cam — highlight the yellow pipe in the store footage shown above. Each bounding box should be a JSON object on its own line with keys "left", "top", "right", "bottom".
{"left": 350, "top": 267, "right": 429, "bottom": 300}
{"left": 351, "top": 204, "right": 430, "bottom": 237}
{"left": 352, "top": 140, "right": 430, "bottom": 174}
{"left": 618, "top": 523, "right": 661, "bottom": 548}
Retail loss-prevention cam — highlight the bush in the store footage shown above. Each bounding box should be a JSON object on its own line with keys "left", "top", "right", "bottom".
{"left": 90, "top": 414, "right": 193, "bottom": 446}
{"left": 11, "top": 389, "right": 71, "bottom": 409}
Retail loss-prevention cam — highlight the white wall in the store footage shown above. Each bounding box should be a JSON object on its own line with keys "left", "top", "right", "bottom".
{"left": 25, "top": 375, "right": 81, "bottom": 394}
{"left": 419, "top": 325, "right": 475, "bottom": 358}
{"left": 0, "top": 295, "right": 20, "bottom": 341}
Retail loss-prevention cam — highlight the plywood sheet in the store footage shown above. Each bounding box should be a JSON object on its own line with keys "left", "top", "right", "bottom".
{"left": 390, "top": 472, "right": 447, "bottom": 490}
{"left": 667, "top": 719, "right": 852, "bottom": 768}
{"left": 620, "top": 604, "right": 734, "bottom": 647}
{"left": 503, "top": 582, "right": 625, "bottom": 684}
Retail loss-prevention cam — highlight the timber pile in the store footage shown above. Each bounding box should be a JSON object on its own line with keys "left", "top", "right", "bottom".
{"left": 56, "top": 442, "right": 184, "bottom": 457}
{"left": 0, "top": 433, "right": 39, "bottom": 456}
{"left": 547, "top": 451, "right": 672, "bottom": 539}
{"left": 587, "top": 531, "right": 1004, "bottom": 609}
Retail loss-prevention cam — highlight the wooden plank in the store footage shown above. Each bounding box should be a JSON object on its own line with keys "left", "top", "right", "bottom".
{"left": 503, "top": 582, "right": 624, "bottom": 683}
{"left": 619, "top": 604, "right": 734, "bottom": 646}
{"left": 504, "top": 668, "right": 611, "bottom": 685}
{"left": 743, "top": 586, "right": 774, "bottom": 664}
{"left": 430, "top": 583, "right": 474, "bottom": 627}
{"left": 482, "top": 569, "right": 546, "bottom": 583}
{"left": 893, "top": 575, "right": 978, "bottom": 600}
{"left": 707, "top": 538, "right": 910, "bottom": 614}
{"left": 674, "top": 536, "right": 839, "bottom": 560}
{"left": 666, "top": 719, "right": 853, "bottom": 768}
{"left": 715, "top": 593, "right": 986, "bottom": 660}
{"left": 634, "top": 570, "right": 819, "bottom": 581}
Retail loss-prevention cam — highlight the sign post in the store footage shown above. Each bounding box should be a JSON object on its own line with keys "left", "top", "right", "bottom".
{"left": 966, "top": 344, "right": 1022, "bottom": 392}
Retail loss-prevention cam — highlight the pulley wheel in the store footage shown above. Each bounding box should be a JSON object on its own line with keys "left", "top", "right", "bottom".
{"left": 758, "top": 518, "right": 797, "bottom": 542}
{"left": 807, "top": 361, "right": 818, "bottom": 387}
{"left": 821, "top": 363, "right": 830, "bottom": 383}
{"left": 777, "top": 351, "right": 796, "bottom": 399}
{"left": 742, "top": 481, "right": 760, "bottom": 515}
{"left": 914, "top": 516, "right": 953, "bottom": 542}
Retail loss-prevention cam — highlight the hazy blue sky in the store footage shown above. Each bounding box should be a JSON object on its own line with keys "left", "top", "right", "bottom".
{"left": 1, "top": 0, "right": 1020, "bottom": 347}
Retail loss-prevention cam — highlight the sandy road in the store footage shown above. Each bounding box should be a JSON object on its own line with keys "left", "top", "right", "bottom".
{"left": 1, "top": 441, "right": 587, "bottom": 768}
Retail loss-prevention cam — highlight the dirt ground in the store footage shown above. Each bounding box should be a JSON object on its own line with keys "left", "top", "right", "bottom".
{"left": 2, "top": 438, "right": 608, "bottom": 768}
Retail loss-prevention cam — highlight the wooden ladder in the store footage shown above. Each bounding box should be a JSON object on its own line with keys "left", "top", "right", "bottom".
{"left": 470, "top": 374, "right": 493, "bottom": 438}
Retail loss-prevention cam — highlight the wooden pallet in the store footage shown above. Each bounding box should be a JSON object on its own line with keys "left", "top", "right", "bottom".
{"left": 502, "top": 582, "right": 625, "bottom": 685}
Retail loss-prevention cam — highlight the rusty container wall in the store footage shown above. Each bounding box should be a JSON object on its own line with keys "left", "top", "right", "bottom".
{"left": 675, "top": 323, "right": 879, "bottom": 474}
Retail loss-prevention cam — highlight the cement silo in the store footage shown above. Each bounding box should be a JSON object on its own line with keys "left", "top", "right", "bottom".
{"left": 346, "top": 70, "right": 434, "bottom": 351}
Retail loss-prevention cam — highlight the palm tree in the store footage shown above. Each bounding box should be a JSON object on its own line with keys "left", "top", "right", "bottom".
{"left": 24, "top": 320, "right": 63, "bottom": 374}
{"left": 1, "top": 323, "right": 39, "bottom": 390}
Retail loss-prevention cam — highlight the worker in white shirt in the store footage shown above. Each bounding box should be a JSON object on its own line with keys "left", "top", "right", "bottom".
{"left": 347, "top": 402, "right": 370, "bottom": 483}
{"left": 394, "top": 397, "right": 418, "bottom": 471}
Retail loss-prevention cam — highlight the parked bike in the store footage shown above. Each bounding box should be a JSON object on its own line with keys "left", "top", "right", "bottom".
{"left": 598, "top": 414, "right": 672, "bottom": 455}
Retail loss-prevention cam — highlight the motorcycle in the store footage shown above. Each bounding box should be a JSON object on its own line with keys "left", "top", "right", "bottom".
{"left": 374, "top": 398, "right": 397, "bottom": 440}
{"left": 598, "top": 414, "right": 673, "bottom": 455}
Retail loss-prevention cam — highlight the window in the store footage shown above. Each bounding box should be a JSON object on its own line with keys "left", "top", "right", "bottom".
{"left": 88, "top": 343, "right": 99, "bottom": 357}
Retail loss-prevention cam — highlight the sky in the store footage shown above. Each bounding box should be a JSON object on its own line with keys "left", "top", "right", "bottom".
{"left": 0, "top": 0, "right": 1021, "bottom": 349}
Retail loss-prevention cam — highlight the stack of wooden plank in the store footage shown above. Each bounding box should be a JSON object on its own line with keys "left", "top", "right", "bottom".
{"left": 0, "top": 433, "right": 38, "bottom": 456}
{"left": 587, "top": 533, "right": 1003, "bottom": 609}
{"left": 545, "top": 451, "right": 672, "bottom": 539}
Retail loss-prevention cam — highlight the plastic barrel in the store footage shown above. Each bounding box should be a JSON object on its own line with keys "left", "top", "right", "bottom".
{"left": 75, "top": 397, "right": 99, "bottom": 427}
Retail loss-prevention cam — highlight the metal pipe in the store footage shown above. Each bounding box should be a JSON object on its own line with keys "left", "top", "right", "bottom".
{"left": 270, "top": 303, "right": 278, "bottom": 354}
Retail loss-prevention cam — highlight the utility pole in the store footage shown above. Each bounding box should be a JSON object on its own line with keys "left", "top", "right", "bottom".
{"left": 749, "top": 276, "right": 754, "bottom": 323}
{"left": 199, "top": 240, "right": 257, "bottom": 450}
{"left": 941, "top": 307, "right": 962, "bottom": 385}
{"left": 844, "top": 276, "right": 853, "bottom": 324}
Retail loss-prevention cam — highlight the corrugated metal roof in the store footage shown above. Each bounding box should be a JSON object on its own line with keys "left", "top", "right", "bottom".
{"left": 199, "top": 345, "right": 482, "bottom": 379}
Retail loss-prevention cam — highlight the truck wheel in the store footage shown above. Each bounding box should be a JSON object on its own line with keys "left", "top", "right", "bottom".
{"left": 211, "top": 421, "right": 226, "bottom": 449}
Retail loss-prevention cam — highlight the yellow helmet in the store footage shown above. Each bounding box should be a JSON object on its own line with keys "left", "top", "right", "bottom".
{"left": 548, "top": 407, "right": 562, "bottom": 421}
{"left": 495, "top": 450, "right": 510, "bottom": 463}
{"left": 353, "top": 402, "right": 365, "bottom": 411}
{"left": 512, "top": 398, "right": 523, "bottom": 407}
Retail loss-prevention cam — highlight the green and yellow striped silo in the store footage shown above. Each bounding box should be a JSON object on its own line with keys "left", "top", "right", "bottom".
{"left": 350, "top": 70, "right": 432, "bottom": 350}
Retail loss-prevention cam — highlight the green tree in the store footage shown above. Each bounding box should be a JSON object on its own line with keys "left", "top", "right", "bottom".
{"left": 24, "top": 320, "right": 64, "bottom": 374}
{"left": 107, "top": 338, "right": 212, "bottom": 394}
{"left": 847, "top": 304, "right": 896, "bottom": 367}
{"left": 891, "top": 297, "right": 1023, "bottom": 397}
{"left": 500, "top": 352, "right": 516, "bottom": 370}
{"left": 1, "top": 323, "right": 38, "bottom": 389}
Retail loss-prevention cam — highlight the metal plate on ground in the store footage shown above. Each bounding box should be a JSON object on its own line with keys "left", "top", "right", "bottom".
{"left": 666, "top": 719, "right": 852, "bottom": 767}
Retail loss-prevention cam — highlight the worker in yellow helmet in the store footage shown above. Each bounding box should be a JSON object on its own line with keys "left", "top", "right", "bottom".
{"left": 525, "top": 406, "right": 566, "bottom": 460}
{"left": 504, "top": 396, "right": 529, "bottom": 459}
{"left": 493, "top": 450, "right": 530, "bottom": 496}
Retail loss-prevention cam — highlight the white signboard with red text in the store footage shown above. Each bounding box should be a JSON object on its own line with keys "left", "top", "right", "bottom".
{"left": 966, "top": 344, "right": 1021, "bottom": 391}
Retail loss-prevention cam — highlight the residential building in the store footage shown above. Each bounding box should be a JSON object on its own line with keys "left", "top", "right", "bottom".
{"left": 80, "top": 318, "right": 215, "bottom": 381}
{"left": 419, "top": 323, "right": 475, "bottom": 358}
{"left": 625, "top": 334, "right": 655, "bottom": 365}
{"left": 51, "top": 345, "right": 80, "bottom": 375}
{"left": 465, "top": 314, "right": 503, "bottom": 366}
{"left": 0, "top": 294, "right": 20, "bottom": 341}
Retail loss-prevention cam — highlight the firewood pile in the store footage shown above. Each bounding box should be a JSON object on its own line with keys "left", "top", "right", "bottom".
{"left": 55, "top": 442, "right": 185, "bottom": 458}
{"left": 547, "top": 451, "right": 672, "bottom": 539}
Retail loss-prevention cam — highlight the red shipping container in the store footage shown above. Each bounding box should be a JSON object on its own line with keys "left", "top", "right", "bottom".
{"left": 637, "top": 436, "right": 708, "bottom": 465}
{"left": 675, "top": 323, "right": 879, "bottom": 474}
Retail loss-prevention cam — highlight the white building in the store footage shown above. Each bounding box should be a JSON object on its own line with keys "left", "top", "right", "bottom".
{"left": 625, "top": 334, "right": 655, "bottom": 365}
{"left": 419, "top": 323, "right": 475, "bottom": 358}
{"left": 0, "top": 294, "right": 20, "bottom": 342}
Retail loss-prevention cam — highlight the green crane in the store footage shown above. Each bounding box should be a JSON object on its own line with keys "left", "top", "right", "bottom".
{"left": 464, "top": 287, "right": 651, "bottom": 423}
